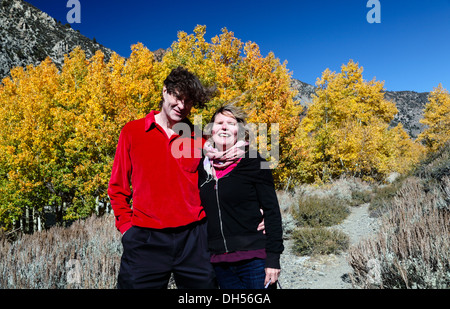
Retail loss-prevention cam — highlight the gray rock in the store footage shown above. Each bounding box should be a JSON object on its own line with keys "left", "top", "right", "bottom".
{"left": 0, "top": 0, "right": 113, "bottom": 79}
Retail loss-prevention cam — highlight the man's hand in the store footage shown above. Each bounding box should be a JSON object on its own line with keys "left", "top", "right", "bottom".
{"left": 257, "top": 209, "right": 265, "bottom": 234}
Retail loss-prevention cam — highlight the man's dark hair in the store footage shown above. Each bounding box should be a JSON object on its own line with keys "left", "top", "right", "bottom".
{"left": 162, "top": 66, "right": 215, "bottom": 108}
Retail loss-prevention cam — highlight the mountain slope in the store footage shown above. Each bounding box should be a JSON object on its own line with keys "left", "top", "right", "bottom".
{"left": 0, "top": 0, "right": 112, "bottom": 79}
{"left": 385, "top": 90, "right": 429, "bottom": 138}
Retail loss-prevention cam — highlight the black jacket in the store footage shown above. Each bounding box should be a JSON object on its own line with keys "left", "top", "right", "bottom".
{"left": 198, "top": 153, "right": 284, "bottom": 269}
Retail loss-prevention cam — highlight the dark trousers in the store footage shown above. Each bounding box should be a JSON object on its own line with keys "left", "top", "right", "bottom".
{"left": 117, "top": 220, "right": 217, "bottom": 289}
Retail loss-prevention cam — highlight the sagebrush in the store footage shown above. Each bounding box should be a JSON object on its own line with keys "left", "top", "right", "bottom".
{"left": 348, "top": 143, "right": 450, "bottom": 289}
{"left": 0, "top": 214, "right": 121, "bottom": 288}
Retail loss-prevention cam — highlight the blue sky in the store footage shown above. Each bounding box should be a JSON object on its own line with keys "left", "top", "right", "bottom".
{"left": 25, "top": 0, "right": 450, "bottom": 92}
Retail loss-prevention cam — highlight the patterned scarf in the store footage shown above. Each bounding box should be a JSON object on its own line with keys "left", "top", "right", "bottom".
{"left": 204, "top": 140, "right": 247, "bottom": 170}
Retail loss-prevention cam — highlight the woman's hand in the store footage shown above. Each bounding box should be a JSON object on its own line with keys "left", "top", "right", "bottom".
{"left": 264, "top": 268, "right": 281, "bottom": 287}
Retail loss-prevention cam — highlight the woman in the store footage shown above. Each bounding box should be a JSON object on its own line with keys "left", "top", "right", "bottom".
{"left": 198, "top": 104, "right": 284, "bottom": 289}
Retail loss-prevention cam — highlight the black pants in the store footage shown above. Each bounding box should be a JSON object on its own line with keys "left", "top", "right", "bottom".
{"left": 117, "top": 220, "right": 217, "bottom": 289}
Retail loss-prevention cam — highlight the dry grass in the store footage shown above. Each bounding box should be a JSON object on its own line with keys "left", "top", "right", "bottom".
{"left": 348, "top": 176, "right": 449, "bottom": 288}
{"left": 0, "top": 214, "right": 121, "bottom": 289}
{"left": 347, "top": 144, "right": 449, "bottom": 289}
{"left": 1, "top": 144, "right": 447, "bottom": 289}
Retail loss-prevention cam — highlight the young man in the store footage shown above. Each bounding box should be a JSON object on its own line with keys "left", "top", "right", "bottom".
{"left": 108, "top": 67, "right": 217, "bottom": 289}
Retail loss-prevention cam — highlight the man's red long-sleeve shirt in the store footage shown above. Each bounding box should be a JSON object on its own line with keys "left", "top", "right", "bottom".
{"left": 108, "top": 111, "right": 206, "bottom": 234}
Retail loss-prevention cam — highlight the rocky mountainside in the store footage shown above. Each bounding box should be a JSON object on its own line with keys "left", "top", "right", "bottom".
{"left": 384, "top": 90, "right": 429, "bottom": 138}
{"left": 291, "top": 80, "right": 429, "bottom": 138}
{"left": 0, "top": 0, "right": 112, "bottom": 78}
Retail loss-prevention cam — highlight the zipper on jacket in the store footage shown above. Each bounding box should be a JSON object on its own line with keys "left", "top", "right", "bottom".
{"left": 215, "top": 179, "right": 229, "bottom": 253}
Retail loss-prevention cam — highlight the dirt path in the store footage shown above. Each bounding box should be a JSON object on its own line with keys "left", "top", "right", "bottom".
{"left": 279, "top": 203, "right": 380, "bottom": 289}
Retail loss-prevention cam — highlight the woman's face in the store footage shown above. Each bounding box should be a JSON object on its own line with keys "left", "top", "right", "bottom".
{"left": 211, "top": 112, "right": 238, "bottom": 151}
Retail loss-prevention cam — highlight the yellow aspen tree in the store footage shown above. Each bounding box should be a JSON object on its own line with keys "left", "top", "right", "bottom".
{"left": 0, "top": 25, "right": 302, "bottom": 232}
{"left": 160, "top": 25, "right": 301, "bottom": 185}
{"left": 121, "top": 43, "right": 161, "bottom": 117}
{"left": 0, "top": 58, "right": 60, "bottom": 231}
{"left": 418, "top": 84, "right": 450, "bottom": 152}
{"left": 291, "top": 60, "right": 422, "bottom": 183}
{"left": 62, "top": 50, "right": 115, "bottom": 219}
{"left": 388, "top": 122, "right": 425, "bottom": 174}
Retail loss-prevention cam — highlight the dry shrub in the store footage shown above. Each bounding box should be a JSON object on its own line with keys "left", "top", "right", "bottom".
{"left": 276, "top": 190, "right": 300, "bottom": 239}
{"left": 288, "top": 176, "right": 375, "bottom": 229}
{"left": 369, "top": 177, "right": 406, "bottom": 217}
{"left": 0, "top": 214, "right": 121, "bottom": 288}
{"left": 292, "top": 227, "right": 349, "bottom": 256}
{"left": 283, "top": 177, "right": 373, "bottom": 255}
{"left": 295, "top": 176, "right": 373, "bottom": 207}
{"left": 288, "top": 183, "right": 352, "bottom": 257}
{"left": 415, "top": 142, "right": 450, "bottom": 183}
{"left": 292, "top": 195, "right": 350, "bottom": 228}
{"left": 348, "top": 177, "right": 449, "bottom": 288}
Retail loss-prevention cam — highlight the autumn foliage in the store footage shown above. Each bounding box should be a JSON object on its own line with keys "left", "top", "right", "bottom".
{"left": 289, "top": 60, "right": 425, "bottom": 183}
{"left": 0, "top": 26, "right": 300, "bottom": 232}
{"left": 0, "top": 25, "right": 444, "bottom": 234}
{"left": 418, "top": 84, "right": 450, "bottom": 153}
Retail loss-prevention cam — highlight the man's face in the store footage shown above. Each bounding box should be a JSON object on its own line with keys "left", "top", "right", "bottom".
{"left": 161, "top": 86, "right": 193, "bottom": 124}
